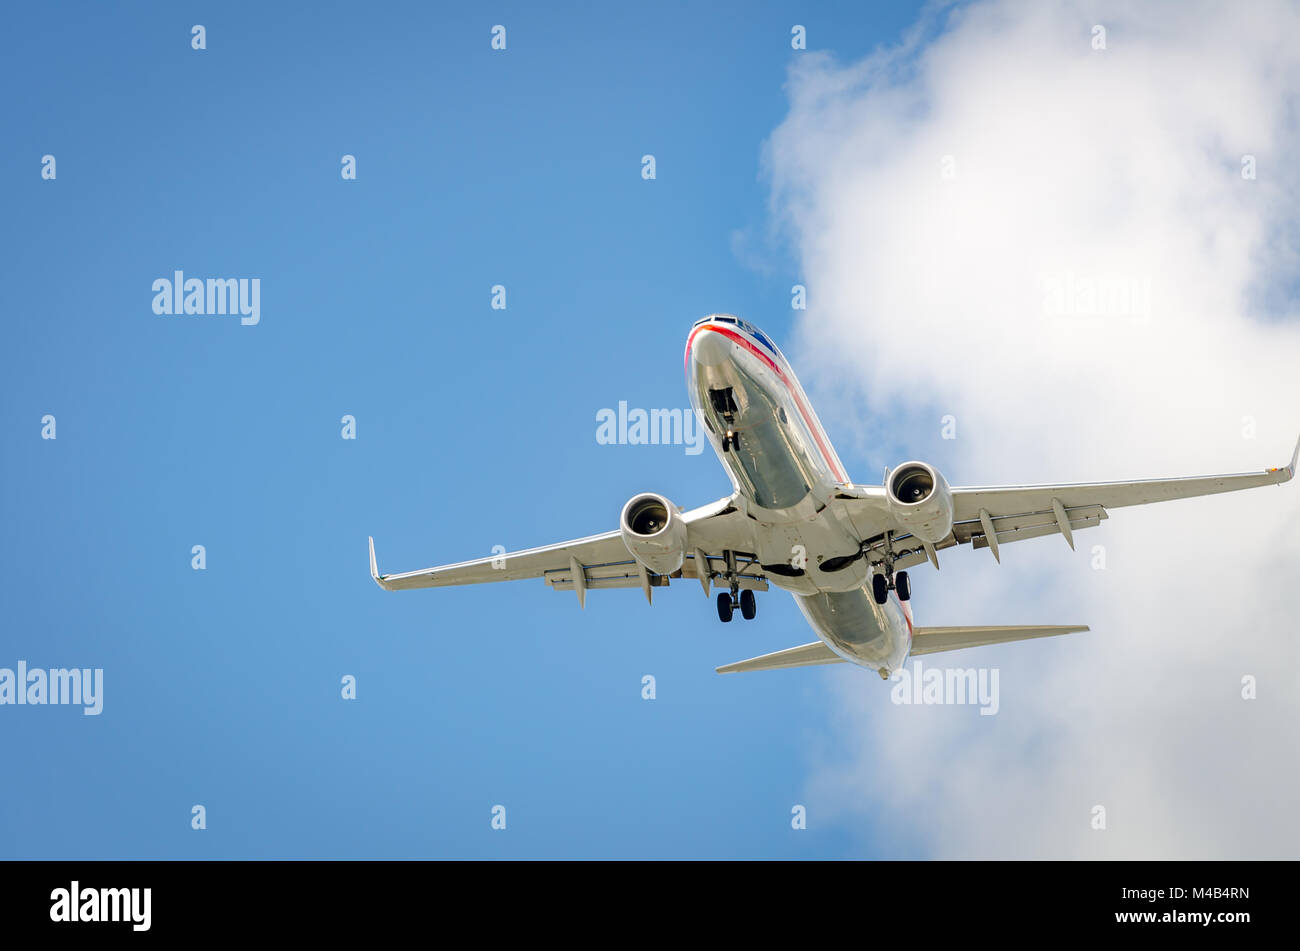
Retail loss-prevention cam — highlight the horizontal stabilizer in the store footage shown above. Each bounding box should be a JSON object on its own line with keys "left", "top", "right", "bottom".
{"left": 716, "top": 640, "right": 845, "bottom": 674}
{"left": 910, "top": 624, "right": 1088, "bottom": 655}
{"left": 717, "top": 625, "right": 1089, "bottom": 673}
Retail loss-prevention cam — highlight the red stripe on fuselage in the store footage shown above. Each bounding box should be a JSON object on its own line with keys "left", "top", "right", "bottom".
{"left": 684, "top": 324, "right": 847, "bottom": 483}
{"left": 892, "top": 593, "right": 914, "bottom": 638}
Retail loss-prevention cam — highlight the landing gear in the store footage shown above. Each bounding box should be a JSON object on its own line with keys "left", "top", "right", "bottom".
{"left": 871, "top": 573, "right": 889, "bottom": 605}
{"left": 712, "top": 549, "right": 759, "bottom": 622}
{"left": 872, "top": 569, "right": 911, "bottom": 604}
{"left": 868, "top": 531, "right": 912, "bottom": 604}
{"left": 739, "top": 589, "right": 757, "bottom": 620}
{"left": 717, "top": 590, "right": 758, "bottom": 622}
{"left": 708, "top": 388, "right": 741, "bottom": 453}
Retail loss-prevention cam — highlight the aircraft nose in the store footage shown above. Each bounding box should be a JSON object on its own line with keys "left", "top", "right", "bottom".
{"left": 689, "top": 325, "right": 733, "bottom": 368}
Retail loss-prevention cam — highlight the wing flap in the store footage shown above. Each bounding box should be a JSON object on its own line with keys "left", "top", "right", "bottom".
{"left": 860, "top": 506, "right": 1106, "bottom": 570}
{"left": 969, "top": 512, "right": 1105, "bottom": 551}
{"left": 950, "top": 504, "right": 1107, "bottom": 542}
{"left": 545, "top": 559, "right": 768, "bottom": 592}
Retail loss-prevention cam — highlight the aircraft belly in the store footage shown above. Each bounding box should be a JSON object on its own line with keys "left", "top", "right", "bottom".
{"left": 795, "top": 586, "right": 911, "bottom": 671}
{"left": 741, "top": 496, "right": 872, "bottom": 594}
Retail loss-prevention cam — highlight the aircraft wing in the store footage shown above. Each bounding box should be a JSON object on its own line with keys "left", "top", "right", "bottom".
{"left": 369, "top": 494, "right": 761, "bottom": 606}
{"left": 848, "top": 434, "right": 1298, "bottom": 570}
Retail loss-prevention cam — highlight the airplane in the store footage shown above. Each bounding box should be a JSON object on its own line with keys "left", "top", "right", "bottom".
{"left": 369, "top": 314, "right": 1299, "bottom": 679}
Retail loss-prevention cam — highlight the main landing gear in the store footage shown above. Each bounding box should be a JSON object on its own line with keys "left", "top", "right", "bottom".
{"left": 717, "top": 589, "right": 757, "bottom": 623}
{"left": 713, "top": 548, "right": 758, "bottom": 623}
{"left": 869, "top": 529, "right": 911, "bottom": 605}
{"left": 871, "top": 569, "right": 910, "bottom": 605}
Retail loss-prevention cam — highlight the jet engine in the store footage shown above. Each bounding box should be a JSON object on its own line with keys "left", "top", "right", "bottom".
{"left": 619, "top": 492, "right": 688, "bottom": 575}
{"left": 886, "top": 462, "right": 954, "bottom": 544}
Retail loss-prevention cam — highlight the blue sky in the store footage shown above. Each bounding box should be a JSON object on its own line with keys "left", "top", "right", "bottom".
{"left": 0, "top": 1, "right": 933, "bottom": 857}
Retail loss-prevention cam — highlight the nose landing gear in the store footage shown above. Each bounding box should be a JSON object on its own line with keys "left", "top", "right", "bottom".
{"left": 709, "top": 387, "right": 740, "bottom": 452}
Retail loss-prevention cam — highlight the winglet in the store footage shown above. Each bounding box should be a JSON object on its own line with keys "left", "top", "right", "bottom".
{"left": 1269, "top": 432, "right": 1299, "bottom": 482}
{"left": 368, "top": 536, "right": 385, "bottom": 588}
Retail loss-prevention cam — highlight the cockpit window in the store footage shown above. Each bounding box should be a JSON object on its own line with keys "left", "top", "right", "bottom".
{"left": 694, "top": 316, "right": 781, "bottom": 362}
{"left": 735, "top": 319, "right": 779, "bottom": 359}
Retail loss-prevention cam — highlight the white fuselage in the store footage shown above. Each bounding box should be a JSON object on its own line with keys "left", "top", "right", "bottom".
{"left": 685, "top": 315, "right": 913, "bottom": 673}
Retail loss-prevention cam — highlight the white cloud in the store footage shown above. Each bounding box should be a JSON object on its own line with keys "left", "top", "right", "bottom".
{"left": 763, "top": 0, "right": 1300, "bottom": 857}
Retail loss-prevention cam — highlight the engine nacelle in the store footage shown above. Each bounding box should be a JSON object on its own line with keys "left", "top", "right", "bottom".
{"left": 619, "top": 492, "right": 688, "bottom": 575}
{"left": 886, "top": 462, "right": 954, "bottom": 544}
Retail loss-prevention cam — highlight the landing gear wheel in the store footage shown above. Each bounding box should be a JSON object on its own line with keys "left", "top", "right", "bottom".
{"left": 722, "top": 431, "right": 738, "bottom": 452}
{"left": 871, "top": 573, "right": 889, "bottom": 605}
{"left": 716, "top": 592, "right": 734, "bottom": 623}
{"left": 895, "top": 571, "right": 911, "bottom": 602}
{"left": 739, "top": 589, "right": 756, "bottom": 620}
